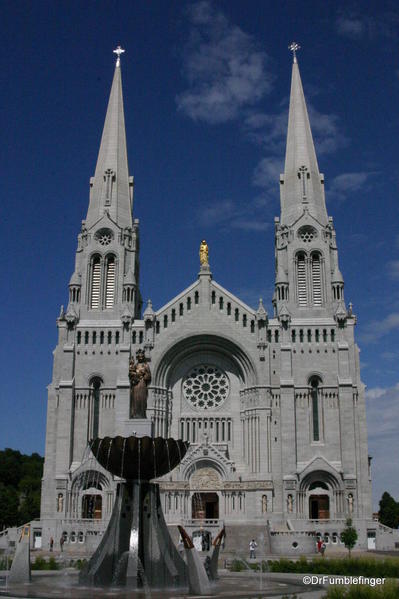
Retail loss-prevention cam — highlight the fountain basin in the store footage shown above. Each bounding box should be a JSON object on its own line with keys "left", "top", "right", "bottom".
{"left": 89, "top": 436, "right": 189, "bottom": 480}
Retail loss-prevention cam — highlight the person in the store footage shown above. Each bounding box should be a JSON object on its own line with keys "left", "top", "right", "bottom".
{"left": 317, "top": 538, "right": 322, "bottom": 554}
{"left": 60, "top": 535, "right": 65, "bottom": 552}
{"left": 249, "top": 539, "right": 257, "bottom": 559}
{"left": 49, "top": 537, "right": 54, "bottom": 552}
{"left": 321, "top": 540, "right": 326, "bottom": 557}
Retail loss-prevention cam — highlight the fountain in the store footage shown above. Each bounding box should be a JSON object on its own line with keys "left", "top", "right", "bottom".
{"left": 79, "top": 435, "right": 190, "bottom": 589}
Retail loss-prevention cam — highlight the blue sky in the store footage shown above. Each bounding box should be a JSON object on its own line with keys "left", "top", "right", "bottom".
{"left": 1, "top": 1, "right": 398, "bottom": 509}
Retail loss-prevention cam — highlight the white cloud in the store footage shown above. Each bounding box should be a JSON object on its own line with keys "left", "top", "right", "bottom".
{"left": 329, "top": 171, "right": 374, "bottom": 202}
{"left": 336, "top": 12, "right": 399, "bottom": 41}
{"left": 366, "top": 383, "right": 399, "bottom": 506}
{"left": 388, "top": 260, "right": 399, "bottom": 280}
{"left": 197, "top": 198, "right": 270, "bottom": 232}
{"left": 360, "top": 312, "right": 399, "bottom": 343}
{"left": 177, "top": 1, "right": 272, "bottom": 124}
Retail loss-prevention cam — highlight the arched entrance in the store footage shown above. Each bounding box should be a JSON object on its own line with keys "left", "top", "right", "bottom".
{"left": 82, "top": 494, "right": 102, "bottom": 519}
{"left": 192, "top": 492, "right": 219, "bottom": 520}
{"left": 309, "top": 495, "right": 330, "bottom": 519}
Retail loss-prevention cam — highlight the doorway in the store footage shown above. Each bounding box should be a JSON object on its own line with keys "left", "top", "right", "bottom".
{"left": 82, "top": 494, "right": 102, "bottom": 519}
{"left": 309, "top": 495, "right": 330, "bottom": 519}
{"left": 192, "top": 493, "right": 219, "bottom": 520}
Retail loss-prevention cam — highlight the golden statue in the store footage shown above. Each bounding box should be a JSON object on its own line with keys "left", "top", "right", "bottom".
{"left": 199, "top": 239, "right": 209, "bottom": 266}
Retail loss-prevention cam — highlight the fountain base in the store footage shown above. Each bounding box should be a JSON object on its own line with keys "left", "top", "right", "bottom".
{"left": 80, "top": 481, "right": 187, "bottom": 590}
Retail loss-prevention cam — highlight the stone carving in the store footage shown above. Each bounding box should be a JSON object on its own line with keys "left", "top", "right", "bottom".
{"left": 129, "top": 349, "right": 151, "bottom": 419}
{"left": 262, "top": 494, "right": 268, "bottom": 513}
{"left": 348, "top": 493, "right": 354, "bottom": 514}
{"left": 199, "top": 239, "right": 209, "bottom": 266}
{"left": 190, "top": 467, "right": 220, "bottom": 490}
{"left": 287, "top": 494, "right": 294, "bottom": 512}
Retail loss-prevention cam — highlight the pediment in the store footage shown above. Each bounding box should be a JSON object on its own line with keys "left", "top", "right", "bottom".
{"left": 297, "top": 455, "right": 342, "bottom": 480}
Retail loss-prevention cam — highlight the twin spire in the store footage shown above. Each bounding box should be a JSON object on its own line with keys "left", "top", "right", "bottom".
{"left": 85, "top": 46, "right": 132, "bottom": 229}
{"left": 281, "top": 43, "right": 328, "bottom": 226}
{"left": 86, "top": 44, "right": 327, "bottom": 231}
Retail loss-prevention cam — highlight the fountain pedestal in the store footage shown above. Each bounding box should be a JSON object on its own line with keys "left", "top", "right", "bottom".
{"left": 121, "top": 418, "right": 153, "bottom": 438}
{"left": 80, "top": 436, "right": 190, "bottom": 591}
{"left": 81, "top": 481, "right": 186, "bottom": 588}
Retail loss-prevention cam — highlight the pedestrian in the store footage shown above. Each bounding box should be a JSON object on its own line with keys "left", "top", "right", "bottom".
{"left": 60, "top": 535, "right": 65, "bottom": 552}
{"left": 49, "top": 537, "right": 54, "bottom": 552}
{"left": 321, "top": 540, "right": 326, "bottom": 557}
{"left": 249, "top": 539, "right": 257, "bottom": 559}
{"left": 317, "top": 539, "right": 322, "bottom": 554}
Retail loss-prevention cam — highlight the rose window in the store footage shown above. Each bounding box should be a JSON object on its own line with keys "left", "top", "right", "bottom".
{"left": 298, "top": 226, "right": 317, "bottom": 243}
{"left": 183, "top": 365, "right": 229, "bottom": 410}
{"left": 95, "top": 229, "right": 113, "bottom": 246}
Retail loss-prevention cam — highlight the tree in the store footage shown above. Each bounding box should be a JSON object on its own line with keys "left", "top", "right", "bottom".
{"left": 341, "top": 518, "right": 358, "bottom": 557}
{"left": 379, "top": 492, "right": 399, "bottom": 529}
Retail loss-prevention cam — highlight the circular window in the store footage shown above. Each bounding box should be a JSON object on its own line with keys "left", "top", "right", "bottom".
{"left": 95, "top": 228, "right": 113, "bottom": 246}
{"left": 298, "top": 226, "right": 317, "bottom": 243}
{"left": 183, "top": 365, "right": 229, "bottom": 410}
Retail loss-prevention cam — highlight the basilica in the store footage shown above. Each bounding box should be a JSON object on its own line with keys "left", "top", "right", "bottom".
{"left": 38, "top": 49, "right": 394, "bottom": 555}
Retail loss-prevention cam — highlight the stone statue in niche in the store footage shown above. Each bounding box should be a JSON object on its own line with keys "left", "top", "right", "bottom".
{"left": 129, "top": 349, "right": 151, "bottom": 419}
{"left": 57, "top": 493, "right": 64, "bottom": 513}
{"left": 348, "top": 493, "right": 354, "bottom": 514}
{"left": 262, "top": 494, "right": 268, "bottom": 513}
{"left": 287, "top": 494, "right": 293, "bottom": 513}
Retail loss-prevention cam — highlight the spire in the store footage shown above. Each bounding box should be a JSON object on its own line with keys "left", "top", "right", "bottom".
{"left": 280, "top": 46, "right": 327, "bottom": 225}
{"left": 86, "top": 47, "right": 133, "bottom": 228}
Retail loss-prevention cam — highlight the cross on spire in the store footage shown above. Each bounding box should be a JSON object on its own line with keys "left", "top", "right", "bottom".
{"left": 288, "top": 42, "right": 300, "bottom": 63}
{"left": 113, "top": 45, "right": 125, "bottom": 67}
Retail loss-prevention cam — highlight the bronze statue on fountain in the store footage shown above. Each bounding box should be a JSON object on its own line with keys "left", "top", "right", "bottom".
{"left": 80, "top": 351, "right": 190, "bottom": 590}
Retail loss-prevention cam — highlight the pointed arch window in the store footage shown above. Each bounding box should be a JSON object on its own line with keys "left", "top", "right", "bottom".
{"left": 295, "top": 251, "right": 325, "bottom": 307}
{"left": 105, "top": 255, "right": 116, "bottom": 309}
{"left": 296, "top": 253, "right": 308, "bottom": 306}
{"left": 90, "top": 256, "right": 101, "bottom": 309}
{"left": 311, "top": 253, "right": 322, "bottom": 306}
{"left": 309, "top": 376, "right": 322, "bottom": 442}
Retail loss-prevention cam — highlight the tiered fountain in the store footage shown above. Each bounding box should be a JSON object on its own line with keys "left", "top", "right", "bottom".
{"left": 80, "top": 350, "right": 190, "bottom": 590}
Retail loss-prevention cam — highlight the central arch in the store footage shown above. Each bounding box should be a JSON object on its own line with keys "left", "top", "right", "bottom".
{"left": 154, "top": 333, "right": 257, "bottom": 389}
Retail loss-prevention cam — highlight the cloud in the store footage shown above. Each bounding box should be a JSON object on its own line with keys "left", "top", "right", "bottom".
{"left": 176, "top": 1, "right": 272, "bottom": 124}
{"left": 336, "top": 11, "right": 399, "bottom": 41}
{"left": 360, "top": 312, "right": 399, "bottom": 343}
{"left": 197, "top": 198, "right": 270, "bottom": 232}
{"left": 328, "top": 171, "right": 374, "bottom": 202}
{"left": 388, "top": 260, "right": 399, "bottom": 280}
{"left": 365, "top": 383, "right": 399, "bottom": 506}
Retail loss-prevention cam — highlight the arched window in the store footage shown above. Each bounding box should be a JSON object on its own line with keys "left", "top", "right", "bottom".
{"left": 310, "top": 377, "right": 322, "bottom": 442}
{"left": 90, "top": 255, "right": 101, "bottom": 309}
{"left": 296, "top": 253, "right": 307, "bottom": 306}
{"left": 105, "top": 255, "right": 116, "bottom": 308}
{"left": 311, "top": 253, "right": 322, "bottom": 306}
{"left": 89, "top": 377, "right": 102, "bottom": 441}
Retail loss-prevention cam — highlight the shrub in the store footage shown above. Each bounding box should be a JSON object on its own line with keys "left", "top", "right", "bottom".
{"left": 325, "top": 580, "right": 399, "bottom": 598}
{"left": 230, "top": 559, "right": 246, "bottom": 572}
{"left": 267, "top": 557, "right": 399, "bottom": 578}
{"left": 31, "top": 556, "right": 59, "bottom": 571}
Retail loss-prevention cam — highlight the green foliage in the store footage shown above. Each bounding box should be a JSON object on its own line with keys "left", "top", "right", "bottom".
{"left": 0, "top": 556, "right": 13, "bottom": 570}
{"left": 325, "top": 581, "right": 399, "bottom": 598}
{"left": 379, "top": 492, "right": 399, "bottom": 530}
{"left": 0, "top": 448, "right": 43, "bottom": 528}
{"left": 268, "top": 557, "right": 399, "bottom": 578}
{"left": 31, "top": 556, "right": 59, "bottom": 570}
{"left": 74, "top": 558, "right": 88, "bottom": 570}
{"left": 341, "top": 519, "right": 358, "bottom": 556}
{"left": 230, "top": 559, "right": 246, "bottom": 572}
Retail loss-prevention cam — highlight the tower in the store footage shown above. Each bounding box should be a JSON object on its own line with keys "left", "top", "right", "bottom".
{"left": 40, "top": 49, "right": 141, "bottom": 532}
{"left": 273, "top": 47, "right": 371, "bottom": 527}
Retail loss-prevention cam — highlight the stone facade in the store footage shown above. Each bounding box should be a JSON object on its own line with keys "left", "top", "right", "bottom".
{"left": 39, "top": 54, "right": 395, "bottom": 556}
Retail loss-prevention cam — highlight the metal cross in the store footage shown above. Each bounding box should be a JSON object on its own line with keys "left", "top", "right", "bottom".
{"left": 113, "top": 45, "right": 125, "bottom": 67}
{"left": 288, "top": 42, "right": 300, "bottom": 62}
